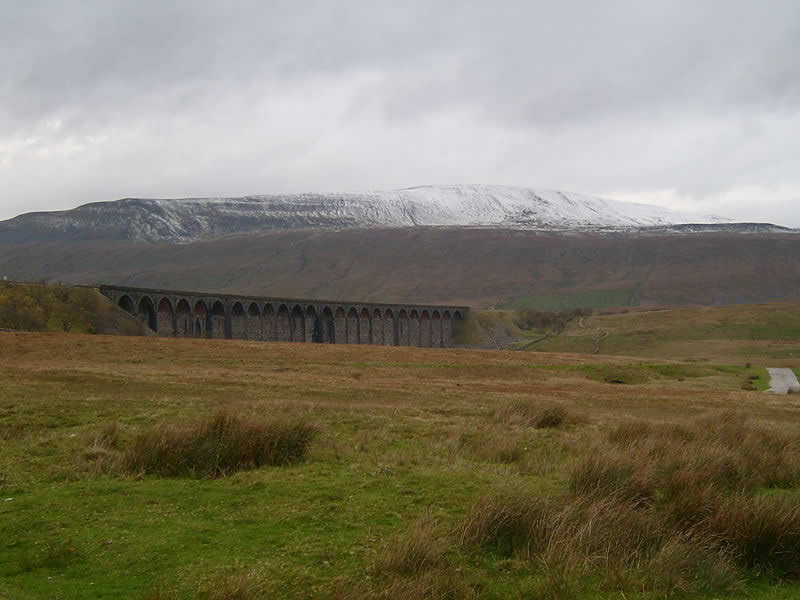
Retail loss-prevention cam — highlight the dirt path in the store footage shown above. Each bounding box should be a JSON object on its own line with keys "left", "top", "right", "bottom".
{"left": 767, "top": 368, "right": 800, "bottom": 394}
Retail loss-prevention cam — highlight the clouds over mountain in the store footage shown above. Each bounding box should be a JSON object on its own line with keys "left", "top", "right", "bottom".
{"left": 1, "top": 1, "right": 799, "bottom": 224}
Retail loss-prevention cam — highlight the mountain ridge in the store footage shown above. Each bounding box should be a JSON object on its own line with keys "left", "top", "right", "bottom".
{"left": 3, "top": 184, "right": 782, "bottom": 244}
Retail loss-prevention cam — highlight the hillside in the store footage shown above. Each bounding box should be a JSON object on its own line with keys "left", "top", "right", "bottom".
{"left": 0, "top": 184, "right": 753, "bottom": 243}
{"left": 1, "top": 228, "right": 799, "bottom": 308}
{"left": 0, "top": 282, "right": 144, "bottom": 335}
{"left": 523, "top": 303, "right": 800, "bottom": 365}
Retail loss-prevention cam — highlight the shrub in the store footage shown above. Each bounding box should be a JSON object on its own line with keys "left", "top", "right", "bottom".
{"left": 122, "top": 411, "right": 316, "bottom": 478}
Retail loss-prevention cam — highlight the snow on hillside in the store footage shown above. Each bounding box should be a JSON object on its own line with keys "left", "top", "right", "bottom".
{"left": 151, "top": 184, "right": 725, "bottom": 231}
{"left": 0, "top": 185, "right": 734, "bottom": 243}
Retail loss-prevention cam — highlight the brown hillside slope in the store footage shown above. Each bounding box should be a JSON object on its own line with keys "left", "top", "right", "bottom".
{"left": 1, "top": 228, "right": 798, "bottom": 307}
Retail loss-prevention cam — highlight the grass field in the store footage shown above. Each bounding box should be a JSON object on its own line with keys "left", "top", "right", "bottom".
{"left": 2, "top": 332, "right": 800, "bottom": 599}
{"left": 522, "top": 303, "right": 800, "bottom": 365}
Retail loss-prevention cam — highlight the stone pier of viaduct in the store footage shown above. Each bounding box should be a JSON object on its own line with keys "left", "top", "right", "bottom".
{"left": 100, "top": 284, "right": 469, "bottom": 348}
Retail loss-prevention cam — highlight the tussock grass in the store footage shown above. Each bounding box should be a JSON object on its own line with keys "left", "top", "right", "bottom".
{"left": 197, "top": 572, "right": 263, "bottom": 600}
{"left": 452, "top": 412, "right": 800, "bottom": 593}
{"left": 457, "top": 427, "right": 526, "bottom": 464}
{"left": 600, "top": 412, "right": 799, "bottom": 493}
{"left": 73, "top": 421, "right": 124, "bottom": 477}
{"left": 705, "top": 494, "right": 800, "bottom": 577}
{"left": 332, "top": 568, "right": 477, "bottom": 600}
{"left": 494, "top": 399, "right": 575, "bottom": 428}
{"left": 457, "top": 492, "right": 741, "bottom": 596}
{"left": 122, "top": 411, "right": 316, "bottom": 478}
{"left": 18, "top": 539, "right": 81, "bottom": 572}
{"left": 94, "top": 421, "right": 120, "bottom": 449}
{"left": 373, "top": 514, "right": 445, "bottom": 576}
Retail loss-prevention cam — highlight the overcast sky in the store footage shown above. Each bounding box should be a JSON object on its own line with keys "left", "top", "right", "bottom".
{"left": 1, "top": 1, "right": 799, "bottom": 225}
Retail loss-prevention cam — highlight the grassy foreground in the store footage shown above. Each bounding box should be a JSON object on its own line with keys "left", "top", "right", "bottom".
{"left": 1, "top": 332, "right": 799, "bottom": 599}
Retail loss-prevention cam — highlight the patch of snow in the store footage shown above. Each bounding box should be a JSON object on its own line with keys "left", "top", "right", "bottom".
{"left": 0, "top": 184, "right": 749, "bottom": 243}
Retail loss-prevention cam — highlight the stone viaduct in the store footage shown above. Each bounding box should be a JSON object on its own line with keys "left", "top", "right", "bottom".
{"left": 100, "top": 284, "right": 469, "bottom": 348}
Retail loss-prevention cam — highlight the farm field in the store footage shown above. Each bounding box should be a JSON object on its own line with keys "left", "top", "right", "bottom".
{"left": 2, "top": 332, "right": 800, "bottom": 599}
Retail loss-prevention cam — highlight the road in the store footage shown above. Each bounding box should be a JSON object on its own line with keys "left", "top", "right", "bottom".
{"left": 767, "top": 368, "right": 800, "bottom": 394}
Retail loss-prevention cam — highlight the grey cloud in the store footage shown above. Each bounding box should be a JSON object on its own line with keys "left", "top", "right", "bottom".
{"left": 0, "top": 0, "right": 799, "bottom": 225}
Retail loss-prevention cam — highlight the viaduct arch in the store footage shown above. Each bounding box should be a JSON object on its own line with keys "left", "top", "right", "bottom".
{"left": 102, "top": 284, "right": 468, "bottom": 348}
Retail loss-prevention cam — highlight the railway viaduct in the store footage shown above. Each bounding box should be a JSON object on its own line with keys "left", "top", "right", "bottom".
{"left": 100, "top": 284, "right": 468, "bottom": 348}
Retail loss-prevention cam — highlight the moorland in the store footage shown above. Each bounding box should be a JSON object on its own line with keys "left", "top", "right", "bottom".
{"left": 2, "top": 322, "right": 800, "bottom": 599}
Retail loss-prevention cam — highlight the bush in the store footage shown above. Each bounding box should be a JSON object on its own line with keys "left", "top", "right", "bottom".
{"left": 122, "top": 412, "right": 316, "bottom": 478}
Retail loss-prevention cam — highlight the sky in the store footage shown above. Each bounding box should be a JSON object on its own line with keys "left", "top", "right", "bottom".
{"left": 1, "top": 1, "right": 799, "bottom": 225}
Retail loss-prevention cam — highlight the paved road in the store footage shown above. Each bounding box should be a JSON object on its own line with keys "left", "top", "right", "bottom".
{"left": 767, "top": 368, "right": 800, "bottom": 394}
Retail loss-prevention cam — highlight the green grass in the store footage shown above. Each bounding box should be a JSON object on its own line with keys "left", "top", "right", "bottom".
{"left": 1, "top": 333, "right": 798, "bottom": 599}
{"left": 580, "top": 363, "right": 770, "bottom": 388}
{"left": 525, "top": 303, "right": 800, "bottom": 365}
{"left": 2, "top": 465, "right": 497, "bottom": 597}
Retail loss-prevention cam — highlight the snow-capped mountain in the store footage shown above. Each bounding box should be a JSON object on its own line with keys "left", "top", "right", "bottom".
{"left": 0, "top": 184, "right": 778, "bottom": 244}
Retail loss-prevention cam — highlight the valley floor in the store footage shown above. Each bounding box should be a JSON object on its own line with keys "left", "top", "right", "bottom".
{"left": 1, "top": 333, "right": 800, "bottom": 599}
